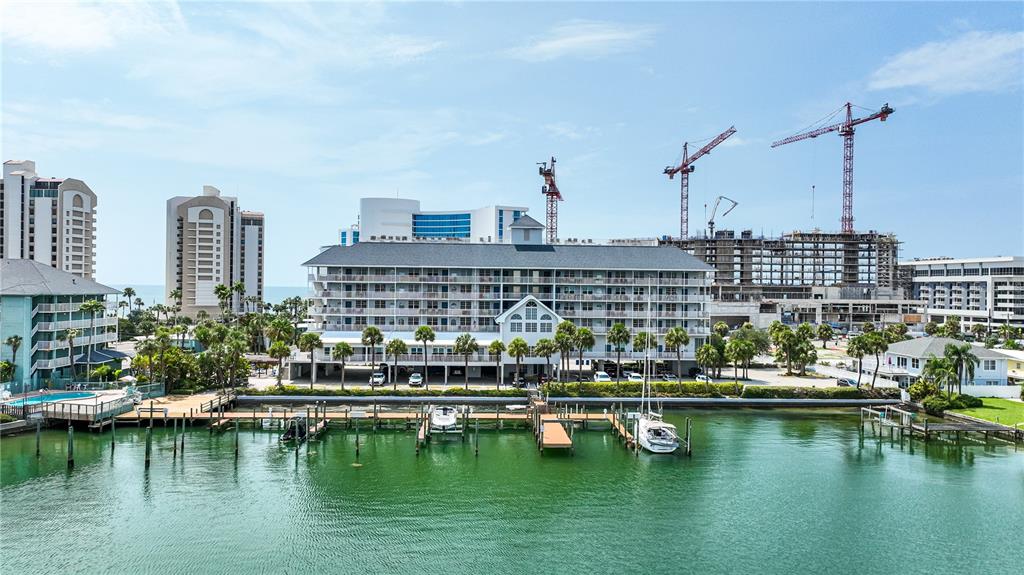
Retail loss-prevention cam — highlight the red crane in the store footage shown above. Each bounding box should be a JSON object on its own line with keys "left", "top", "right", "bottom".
{"left": 664, "top": 126, "right": 736, "bottom": 238}
{"left": 538, "top": 156, "right": 561, "bottom": 244}
{"left": 771, "top": 103, "right": 894, "bottom": 234}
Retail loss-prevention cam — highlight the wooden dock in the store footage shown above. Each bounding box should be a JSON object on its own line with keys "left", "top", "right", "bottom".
{"left": 861, "top": 405, "right": 1022, "bottom": 444}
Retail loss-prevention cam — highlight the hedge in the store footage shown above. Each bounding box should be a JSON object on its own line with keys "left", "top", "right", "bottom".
{"left": 540, "top": 381, "right": 743, "bottom": 398}
{"left": 739, "top": 386, "right": 900, "bottom": 400}
{"left": 242, "top": 385, "right": 529, "bottom": 398}
{"left": 0, "top": 413, "right": 16, "bottom": 424}
{"left": 923, "top": 393, "right": 982, "bottom": 415}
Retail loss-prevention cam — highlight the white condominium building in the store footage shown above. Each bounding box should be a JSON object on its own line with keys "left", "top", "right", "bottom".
{"left": 339, "top": 197, "right": 529, "bottom": 245}
{"left": 903, "top": 256, "right": 1024, "bottom": 329}
{"left": 1, "top": 160, "right": 98, "bottom": 278}
{"left": 304, "top": 216, "right": 713, "bottom": 382}
{"left": 165, "top": 186, "right": 264, "bottom": 318}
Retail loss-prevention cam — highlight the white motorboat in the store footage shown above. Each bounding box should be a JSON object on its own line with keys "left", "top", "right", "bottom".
{"left": 429, "top": 405, "right": 461, "bottom": 433}
{"left": 637, "top": 411, "right": 679, "bottom": 454}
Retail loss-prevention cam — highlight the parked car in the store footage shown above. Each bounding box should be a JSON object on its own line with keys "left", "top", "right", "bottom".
{"left": 836, "top": 378, "right": 855, "bottom": 387}
{"left": 593, "top": 371, "right": 611, "bottom": 382}
{"left": 627, "top": 373, "right": 645, "bottom": 382}
{"left": 369, "top": 372, "right": 386, "bottom": 386}
{"left": 408, "top": 373, "right": 423, "bottom": 387}
{"left": 659, "top": 373, "right": 677, "bottom": 382}
{"left": 695, "top": 374, "right": 712, "bottom": 383}
{"left": 510, "top": 373, "right": 527, "bottom": 388}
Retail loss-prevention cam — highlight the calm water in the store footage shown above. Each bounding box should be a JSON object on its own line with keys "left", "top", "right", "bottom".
{"left": 1, "top": 410, "right": 1021, "bottom": 574}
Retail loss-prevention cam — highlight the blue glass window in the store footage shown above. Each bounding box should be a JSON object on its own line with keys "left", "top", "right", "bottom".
{"left": 412, "top": 213, "right": 471, "bottom": 238}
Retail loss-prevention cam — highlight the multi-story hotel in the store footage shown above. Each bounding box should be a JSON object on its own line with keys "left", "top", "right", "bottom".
{"left": 1, "top": 160, "right": 98, "bottom": 278}
{"left": 339, "top": 197, "right": 529, "bottom": 245}
{"left": 1, "top": 259, "right": 120, "bottom": 392}
{"left": 303, "top": 216, "right": 713, "bottom": 383}
{"left": 903, "top": 256, "right": 1024, "bottom": 330}
{"left": 165, "top": 186, "right": 264, "bottom": 317}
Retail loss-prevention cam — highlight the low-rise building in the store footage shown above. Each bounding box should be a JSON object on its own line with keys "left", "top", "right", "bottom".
{"left": 302, "top": 216, "right": 713, "bottom": 383}
{"left": 1, "top": 259, "right": 121, "bottom": 393}
{"left": 881, "top": 336, "right": 1019, "bottom": 397}
{"left": 340, "top": 197, "right": 529, "bottom": 245}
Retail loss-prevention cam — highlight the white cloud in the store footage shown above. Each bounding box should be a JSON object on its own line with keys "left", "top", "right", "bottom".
{"left": 869, "top": 30, "right": 1024, "bottom": 94}
{"left": 542, "top": 121, "right": 600, "bottom": 140}
{"left": 508, "top": 20, "right": 655, "bottom": 62}
{"left": 720, "top": 136, "right": 759, "bottom": 148}
{"left": 0, "top": 1, "right": 184, "bottom": 52}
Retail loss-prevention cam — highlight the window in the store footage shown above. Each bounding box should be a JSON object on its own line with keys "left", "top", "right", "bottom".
{"left": 511, "top": 322, "right": 522, "bottom": 332}
{"left": 911, "top": 358, "right": 919, "bottom": 369}
{"left": 896, "top": 357, "right": 907, "bottom": 368}
{"left": 983, "top": 360, "right": 996, "bottom": 371}
{"left": 525, "top": 303, "right": 537, "bottom": 320}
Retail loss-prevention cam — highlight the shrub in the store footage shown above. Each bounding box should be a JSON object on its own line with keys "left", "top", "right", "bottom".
{"left": 0, "top": 413, "right": 16, "bottom": 424}
{"left": 740, "top": 386, "right": 899, "bottom": 400}
{"left": 241, "top": 386, "right": 528, "bottom": 398}
{"left": 923, "top": 394, "right": 950, "bottom": 415}
{"left": 908, "top": 380, "right": 940, "bottom": 402}
{"left": 952, "top": 394, "right": 982, "bottom": 409}
{"left": 540, "top": 381, "right": 743, "bottom": 398}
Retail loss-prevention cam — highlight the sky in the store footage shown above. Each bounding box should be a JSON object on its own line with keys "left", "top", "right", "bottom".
{"left": 2, "top": 1, "right": 1022, "bottom": 287}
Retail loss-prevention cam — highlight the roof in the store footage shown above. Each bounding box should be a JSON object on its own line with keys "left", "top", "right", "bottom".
{"left": 494, "top": 295, "right": 562, "bottom": 324}
{"left": 885, "top": 337, "right": 1010, "bottom": 360}
{"left": 508, "top": 214, "right": 544, "bottom": 229}
{"left": 75, "top": 348, "right": 130, "bottom": 364}
{"left": 304, "top": 242, "right": 712, "bottom": 271}
{"left": 0, "top": 260, "right": 118, "bottom": 297}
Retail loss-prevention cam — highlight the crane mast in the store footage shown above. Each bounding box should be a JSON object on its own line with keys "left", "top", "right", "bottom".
{"left": 664, "top": 126, "right": 736, "bottom": 239}
{"left": 538, "top": 156, "right": 562, "bottom": 244}
{"left": 771, "top": 103, "right": 893, "bottom": 234}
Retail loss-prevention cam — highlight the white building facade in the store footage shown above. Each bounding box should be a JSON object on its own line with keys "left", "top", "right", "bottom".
{"left": 165, "top": 186, "right": 264, "bottom": 317}
{"left": 339, "top": 197, "right": 529, "bottom": 245}
{"left": 903, "top": 256, "right": 1024, "bottom": 330}
{"left": 1, "top": 160, "right": 98, "bottom": 278}
{"left": 882, "top": 337, "right": 1019, "bottom": 398}
{"left": 303, "top": 218, "right": 713, "bottom": 383}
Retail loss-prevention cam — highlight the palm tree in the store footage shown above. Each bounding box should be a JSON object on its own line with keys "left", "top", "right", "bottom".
{"left": 265, "top": 316, "right": 293, "bottom": 349}
{"left": 133, "top": 297, "right": 145, "bottom": 312}
{"left": 632, "top": 331, "right": 654, "bottom": 381}
{"left": 414, "top": 325, "right": 435, "bottom": 389}
{"left": 922, "top": 355, "right": 957, "bottom": 397}
{"left": 817, "top": 324, "right": 834, "bottom": 349}
{"left": 268, "top": 340, "right": 290, "bottom": 387}
{"left": 5, "top": 335, "right": 22, "bottom": 394}
{"left": 725, "top": 338, "right": 747, "bottom": 383}
{"left": 63, "top": 328, "right": 80, "bottom": 382}
{"left": 214, "top": 283, "right": 233, "bottom": 321}
{"left": 332, "top": 342, "right": 354, "bottom": 390}
{"left": 362, "top": 326, "right": 384, "bottom": 380}
{"left": 864, "top": 332, "right": 888, "bottom": 389}
{"left": 224, "top": 328, "right": 247, "bottom": 393}
{"left": 998, "top": 323, "right": 1014, "bottom": 343}
{"left": 664, "top": 326, "right": 690, "bottom": 382}
{"left": 507, "top": 337, "right": 530, "bottom": 385}
{"left": 79, "top": 299, "right": 106, "bottom": 384}
{"left": 454, "top": 333, "right": 478, "bottom": 390}
{"left": 232, "top": 281, "right": 246, "bottom": 314}
{"left": 122, "top": 287, "right": 136, "bottom": 314}
{"left": 554, "top": 321, "right": 576, "bottom": 383}
{"left": 944, "top": 343, "right": 979, "bottom": 396}
{"left": 385, "top": 338, "right": 408, "bottom": 390}
{"left": 607, "top": 323, "right": 630, "bottom": 383}
{"left": 713, "top": 321, "right": 730, "bottom": 338}
{"left": 533, "top": 338, "right": 556, "bottom": 384}
{"left": 117, "top": 300, "right": 129, "bottom": 319}
{"left": 488, "top": 340, "right": 505, "bottom": 390}
{"left": 573, "top": 328, "right": 595, "bottom": 388}
{"left": 135, "top": 338, "right": 158, "bottom": 381}
{"left": 846, "top": 335, "right": 867, "bottom": 389}
{"left": 298, "top": 332, "right": 324, "bottom": 389}
{"left": 695, "top": 343, "right": 720, "bottom": 385}
{"left": 154, "top": 327, "right": 172, "bottom": 385}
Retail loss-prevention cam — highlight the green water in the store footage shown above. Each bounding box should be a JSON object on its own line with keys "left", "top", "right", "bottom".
{"left": 1, "top": 410, "right": 1021, "bottom": 574}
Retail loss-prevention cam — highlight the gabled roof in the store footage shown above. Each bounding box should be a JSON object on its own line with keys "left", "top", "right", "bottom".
{"left": 494, "top": 295, "right": 562, "bottom": 324}
{"left": 508, "top": 214, "right": 544, "bottom": 229}
{"left": 885, "top": 337, "right": 1010, "bottom": 360}
{"left": 0, "top": 260, "right": 117, "bottom": 296}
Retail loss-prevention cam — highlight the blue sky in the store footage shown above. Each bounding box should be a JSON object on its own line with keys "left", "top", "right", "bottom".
{"left": 2, "top": 1, "right": 1021, "bottom": 287}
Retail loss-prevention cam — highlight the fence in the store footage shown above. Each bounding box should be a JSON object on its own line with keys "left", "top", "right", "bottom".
{"left": 1, "top": 395, "right": 136, "bottom": 423}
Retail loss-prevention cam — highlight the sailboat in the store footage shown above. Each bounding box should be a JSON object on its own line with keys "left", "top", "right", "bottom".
{"left": 429, "top": 405, "right": 461, "bottom": 434}
{"left": 636, "top": 279, "right": 680, "bottom": 454}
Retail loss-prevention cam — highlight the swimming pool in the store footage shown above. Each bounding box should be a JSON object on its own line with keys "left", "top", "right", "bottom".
{"left": 5, "top": 392, "right": 97, "bottom": 406}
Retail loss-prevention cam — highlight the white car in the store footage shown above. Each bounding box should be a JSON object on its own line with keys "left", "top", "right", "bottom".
{"left": 593, "top": 371, "right": 611, "bottom": 382}
{"left": 695, "top": 374, "right": 712, "bottom": 383}
{"left": 627, "top": 373, "right": 645, "bottom": 382}
{"left": 408, "top": 373, "right": 423, "bottom": 387}
{"left": 369, "top": 372, "right": 386, "bottom": 386}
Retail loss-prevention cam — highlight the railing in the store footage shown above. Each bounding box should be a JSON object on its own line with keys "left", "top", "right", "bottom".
{"left": 31, "top": 395, "right": 136, "bottom": 423}
{"left": 199, "top": 391, "right": 237, "bottom": 414}
{"left": 33, "top": 332, "right": 117, "bottom": 352}
{"left": 136, "top": 382, "right": 166, "bottom": 399}
{"left": 32, "top": 316, "right": 119, "bottom": 332}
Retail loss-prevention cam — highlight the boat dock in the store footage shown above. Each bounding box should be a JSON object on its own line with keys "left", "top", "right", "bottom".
{"left": 860, "top": 405, "right": 1023, "bottom": 445}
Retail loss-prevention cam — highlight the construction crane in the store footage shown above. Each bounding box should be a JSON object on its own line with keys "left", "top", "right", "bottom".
{"left": 771, "top": 103, "right": 894, "bottom": 234}
{"left": 664, "top": 126, "right": 737, "bottom": 239}
{"left": 706, "top": 195, "right": 738, "bottom": 237}
{"left": 537, "top": 156, "right": 561, "bottom": 244}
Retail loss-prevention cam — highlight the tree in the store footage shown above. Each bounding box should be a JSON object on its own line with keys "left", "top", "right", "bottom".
{"left": 796, "top": 322, "right": 815, "bottom": 342}
{"left": 846, "top": 335, "right": 867, "bottom": 389}
{"left": 268, "top": 341, "right": 290, "bottom": 387}
{"left": 331, "top": 342, "right": 353, "bottom": 390}
{"left": 264, "top": 316, "right": 293, "bottom": 349}
{"left": 924, "top": 321, "right": 938, "bottom": 336}
{"left": 862, "top": 322, "right": 876, "bottom": 334}
{"left": 533, "top": 338, "right": 556, "bottom": 383}
{"left": 664, "top": 327, "right": 690, "bottom": 382}
{"left": 4, "top": 335, "right": 22, "bottom": 390}
{"left": 713, "top": 321, "right": 730, "bottom": 338}
{"left": 118, "top": 300, "right": 129, "bottom": 319}
{"left": 884, "top": 323, "right": 909, "bottom": 343}
{"left": 488, "top": 340, "right": 506, "bottom": 390}
{"left": 554, "top": 321, "right": 577, "bottom": 383}
{"left": 632, "top": 332, "right": 656, "bottom": 381}
{"left": 224, "top": 328, "right": 247, "bottom": 392}
{"left": 726, "top": 338, "right": 755, "bottom": 381}
{"left": 122, "top": 287, "right": 136, "bottom": 314}
{"left": 298, "top": 332, "right": 324, "bottom": 389}
{"left": 998, "top": 323, "right": 1015, "bottom": 343}
{"left": 863, "top": 331, "right": 888, "bottom": 389}
{"left": 214, "top": 283, "right": 233, "bottom": 321}
{"left": 939, "top": 315, "right": 961, "bottom": 339}
{"left": 944, "top": 342, "right": 978, "bottom": 396}
{"left": 453, "top": 333, "right": 478, "bottom": 390}
{"left": 0, "top": 361, "right": 14, "bottom": 383}
{"left": 817, "top": 324, "right": 834, "bottom": 349}
{"left": 573, "top": 328, "right": 595, "bottom": 388}
{"left": 232, "top": 280, "right": 246, "bottom": 313}
{"left": 507, "top": 337, "right": 530, "bottom": 384}
{"left": 362, "top": 326, "right": 384, "bottom": 381}
{"left": 414, "top": 325, "right": 435, "bottom": 389}
{"left": 155, "top": 327, "right": 173, "bottom": 385}
{"left": 385, "top": 338, "right": 408, "bottom": 391}
{"left": 607, "top": 323, "right": 631, "bottom": 382}
{"left": 63, "top": 328, "right": 79, "bottom": 381}
{"left": 79, "top": 299, "right": 106, "bottom": 384}
{"left": 969, "top": 323, "right": 987, "bottom": 341}
{"left": 695, "top": 344, "right": 721, "bottom": 383}
{"left": 771, "top": 325, "right": 797, "bottom": 375}
{"left": 922, "top": 355, "right": 957, "bottom": 397}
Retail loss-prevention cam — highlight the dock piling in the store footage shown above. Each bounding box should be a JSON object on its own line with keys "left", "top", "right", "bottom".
{"left": 173, "top": 417, "right": 178, "bottom": 458}
{"left": 234, "top": 418, "right": 240, "bottom": 460}
{"left": 111, "top": 416, "right": 116, "bottom": 451}
{"left": 474, "top": 418, "right": 479, "bottom": 457}
{"left": 144, "top": 425, "right": 152, "bottom": 468}
{"left": 35, "top": 420, "right": 41, "bottom": 458}
{"left": 67, "top": 424, "right": 75, "bottom": 468}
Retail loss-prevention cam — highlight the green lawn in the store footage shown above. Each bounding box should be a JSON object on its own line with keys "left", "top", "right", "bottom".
{"left": 952, "top": 398, "right": 1024, "bottom": 427}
